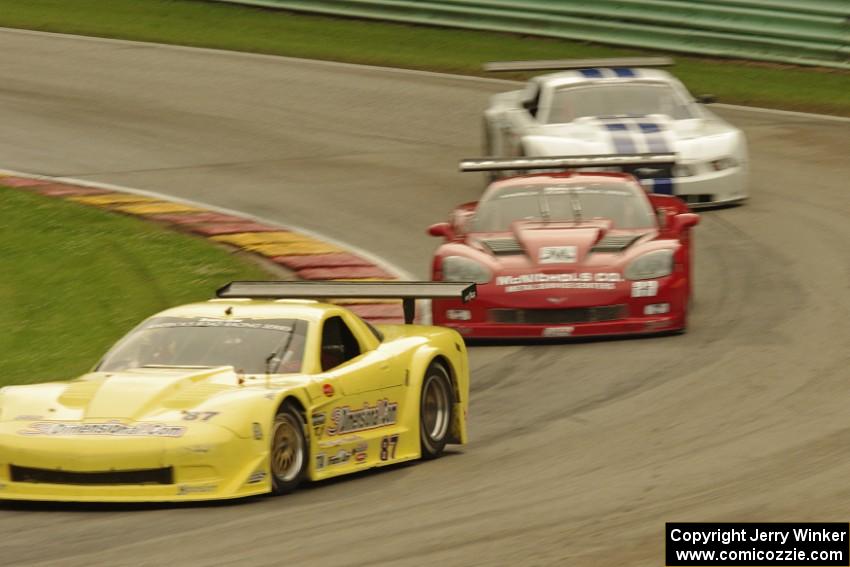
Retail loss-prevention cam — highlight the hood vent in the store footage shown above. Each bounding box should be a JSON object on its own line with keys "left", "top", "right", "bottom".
{"left": 481, "top": 238, "right": 524, "bottom": 255}
{"left": 591, "top": 234, "right": 642, "bottom": 253}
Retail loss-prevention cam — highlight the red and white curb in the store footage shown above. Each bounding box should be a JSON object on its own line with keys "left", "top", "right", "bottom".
{"left": 1, "top": 170, "right": 418, "bottom": 324}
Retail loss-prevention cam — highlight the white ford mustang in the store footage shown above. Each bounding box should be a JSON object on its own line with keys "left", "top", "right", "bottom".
{"left": 482, "top": 58, "right": 748, "bottom": 208}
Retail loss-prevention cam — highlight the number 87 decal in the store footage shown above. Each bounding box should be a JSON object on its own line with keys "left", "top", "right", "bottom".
{"left": 380, "top": 434, "right": 399, "bottom": 461}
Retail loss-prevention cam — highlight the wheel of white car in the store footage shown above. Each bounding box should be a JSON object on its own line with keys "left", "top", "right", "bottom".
{"left": 419, "top": 362, "right": 455, "bottom": 460}
{"left": 270, "top": 403, "right": 309, "bottom": 495}
{"left": 482, "top": 118, "right": 494, "bottom": 154}
{"left": 482, "top": 119, "right": 499, "bottom": 183}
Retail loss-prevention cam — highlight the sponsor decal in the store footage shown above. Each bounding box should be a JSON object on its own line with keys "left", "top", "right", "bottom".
{"left": 631, "top": 280, "right": 659, "bottom": 298}
{"left": 185, "top": 445, "right": 212, "bottom": 453}
{"left": 496, "top": 273, "right": 622, "bottom": 293}
{"left": 178, "top": 484, "right": 217, "bottom": 495}
{"left": 328, "top": 448, "right": 352, "bottom": 466}
{"left": 247, "top": 470, "right": 267, "bottom": 484}
{"left": 318, "top": 435, "right": 363, "bottom": 449}
{"left": 312, "top": 412, "right": 326, "bottom": 437}
{"left": 327, "top": 399, "right": 398, "bottom": 436}
{"left": 353, "top": 442, "right": 368, "bottom": 463}
{"left": 542, "top": 327, "right": 575, "bottom": 338}
{"left": 446, "top": 309, "right": 472, "bottom": 321}
{"left": 322, "top": 441, "right": 370, "bottom": 466}
{"left": 0, "top": 483, "right": 6, "bottom": 490}
{"left": 252, "top": 422, "right": 263, "bottom": 440}
{"left": 14, "top": 415, "right": 43, "bottom": 421}
{"left": 539, "top": 246, "right": 577, "bottom": 264}
{"left": 18, "top": 420, "right": 186, "bottom": 438}
{"left": 181, "top": 411, "right": 219, "bottom": 422}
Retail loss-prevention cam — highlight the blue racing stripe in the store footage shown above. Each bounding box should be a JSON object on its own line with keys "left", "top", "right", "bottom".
{"left": 612, "top": 67, "right": 636, "bottom": 77}
{"left": 604, "top": 123, "right": 637, "bottom": 153}
{"left": 578, "top": 68, "right": 603, "bottom": 78}
{"left": 653, "top": 178, "right": 674, "bottom": 195}
{"left": 637, "top": 122, "right": 670, "bottom": 153}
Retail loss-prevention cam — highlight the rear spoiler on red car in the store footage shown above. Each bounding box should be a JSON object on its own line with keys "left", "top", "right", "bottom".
{"left": 459, "top": 153, "right": 677, "bottom": 173}
{"left": 483, "top": 57, "right": 674, "bottom": 73}
{"left": 216, "top": 281, "right": 477, "bottom": 324}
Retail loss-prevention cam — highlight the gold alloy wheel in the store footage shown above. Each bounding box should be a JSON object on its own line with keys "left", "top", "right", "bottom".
{"left": 271, "top": 414, "right": 304, "bottom": 483}
{"left": 422, "top": 372, "right": 451, "bottom": 442}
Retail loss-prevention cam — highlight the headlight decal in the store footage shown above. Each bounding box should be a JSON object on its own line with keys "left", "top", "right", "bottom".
{"left": 711, "top": 157, "right": 738, "bottom": 171}
{"left": 625, "top": 249, "right": 674, "bottom": 280}
{"left": 441, "top": 256, "right": 492, "bottom": 284}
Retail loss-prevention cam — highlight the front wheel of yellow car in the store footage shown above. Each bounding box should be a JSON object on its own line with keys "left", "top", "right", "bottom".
{"left": 270, "top": 404, "right": 308, "bottom": 495}
{"left": 420, "top": 362, "right": 454, "bottom": 460}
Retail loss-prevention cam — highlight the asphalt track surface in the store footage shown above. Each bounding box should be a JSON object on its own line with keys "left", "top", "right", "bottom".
{"left": 1, "top": 28, "right": 849, "bottom": 567}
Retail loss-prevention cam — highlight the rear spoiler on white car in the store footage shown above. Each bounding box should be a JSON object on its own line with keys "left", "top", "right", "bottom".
{"left": 483, "top": 57, "right": 674, "bottom": 73}
{"left": 459, "top": 153, "right": 677, "bottom": 172}
{"left": 216, "top": 281, "right": 477, "bottom": 324}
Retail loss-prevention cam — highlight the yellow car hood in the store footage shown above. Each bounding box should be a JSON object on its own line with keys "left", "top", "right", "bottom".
{"left": 0, "top": 366, "right": 302, "bottom": 425}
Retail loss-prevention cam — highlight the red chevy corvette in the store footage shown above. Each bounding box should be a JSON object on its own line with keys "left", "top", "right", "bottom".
{"left": 428, "top": 154, "right": 699, "bottom": 339}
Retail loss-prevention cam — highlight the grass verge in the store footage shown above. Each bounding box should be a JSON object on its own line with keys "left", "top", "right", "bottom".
{"left": 0, "top": 0, "right": 848, "bottom": 116}
{"left": 0, "top": 187, "right": 269, "bottom": 386}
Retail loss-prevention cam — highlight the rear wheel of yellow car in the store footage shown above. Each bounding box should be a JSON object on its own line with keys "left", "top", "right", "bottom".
{"left": 270, "top": 404, "right": 308, "bottom": 495}
{"left": 420, "top": 362, "right": 454, "bottom": 460}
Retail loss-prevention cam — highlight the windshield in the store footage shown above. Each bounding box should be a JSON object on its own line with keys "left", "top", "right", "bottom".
{"left": 547, "top": 84, "right": 696, "bottom": 123}
{"left": 474, "top": 183, "right": 655, "bottom": 232}
{"left": 98, "top": 317, "right": 308, "bottom": 374}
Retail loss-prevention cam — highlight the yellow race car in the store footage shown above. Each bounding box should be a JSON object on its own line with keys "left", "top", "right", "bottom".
{"left": 0, "top": 281, "right": 475, "bottom": 502}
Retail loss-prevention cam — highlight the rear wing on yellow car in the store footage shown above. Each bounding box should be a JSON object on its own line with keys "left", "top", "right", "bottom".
{"left": 216, "top": 281, "right": 477, "bottom": 324}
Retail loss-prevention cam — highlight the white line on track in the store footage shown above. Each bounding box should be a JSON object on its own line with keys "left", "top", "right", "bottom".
{"left": 2, "top": 26, "right": 849, "bottom": 123}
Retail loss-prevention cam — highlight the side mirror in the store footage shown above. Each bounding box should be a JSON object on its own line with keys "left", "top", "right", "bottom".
{"left": 671, "top": 213, "right": 700, "bottom": 233}
{"left": 427, "top": 222, "right": 453, "bottom": 238}
{"left": 696, "top": 94, "right": 717, "bottom": 104}
{"left": 521, "top": 99, "right": 538, "bottom": 117}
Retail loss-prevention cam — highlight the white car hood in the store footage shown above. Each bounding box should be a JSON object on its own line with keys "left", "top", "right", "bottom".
{"left": 524, "top": 114, "right": 742, "bottom": 161}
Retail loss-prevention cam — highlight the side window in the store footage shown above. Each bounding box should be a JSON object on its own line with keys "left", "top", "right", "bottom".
{"left": 522, "top": 83, "right": 541, "bottom": 118}
{"left": 320, "top": 316, "right": 362, "bottom": 371}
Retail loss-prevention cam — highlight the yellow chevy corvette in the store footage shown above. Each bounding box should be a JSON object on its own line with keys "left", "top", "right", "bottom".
{"left": 0, "top": 281, "right": 475, "bottom": 502}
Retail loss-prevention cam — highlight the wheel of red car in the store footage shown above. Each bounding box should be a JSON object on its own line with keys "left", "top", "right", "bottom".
{"left": 270, "top": 403, "right": 309, "bottom": 495}
{"left": 420, "top": 362, "right": 454, "bottom": 460}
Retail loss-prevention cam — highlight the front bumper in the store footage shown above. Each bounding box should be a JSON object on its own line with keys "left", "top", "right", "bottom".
{"left": 0, "top": 422, "right": 271, "bottom": 502}
{"left": 432, "top": 275, "right": 687, "bottom": 340}
{"left": 649, "top": 163, "right": 748, "bottom": 209}
{"left": 433, "top": 314, "right": 683, "bottom": 339}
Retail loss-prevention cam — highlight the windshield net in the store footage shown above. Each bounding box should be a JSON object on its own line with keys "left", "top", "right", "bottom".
{"left": 98, "top": 317, "right": 308, "bottom": 374}
{"left": 474, "top": 183, "right": 655, "bottom": 232}
{"left": 547, "top": 84, "right": 695, "bottom": 123}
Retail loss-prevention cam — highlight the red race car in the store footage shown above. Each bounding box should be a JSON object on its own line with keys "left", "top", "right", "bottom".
{"left": 428, "top": 153, "right": 699, "bottom": 339}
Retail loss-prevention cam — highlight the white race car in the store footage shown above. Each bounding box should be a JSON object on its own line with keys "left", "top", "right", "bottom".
{"left": 482, "top": 58, "right": 748, "bottom": 208}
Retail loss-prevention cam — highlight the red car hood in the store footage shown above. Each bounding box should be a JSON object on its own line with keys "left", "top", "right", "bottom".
{"left": 469, "top": 220, "right": 657, "bottom": 270}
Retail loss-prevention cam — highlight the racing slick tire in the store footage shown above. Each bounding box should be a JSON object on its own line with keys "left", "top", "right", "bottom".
{"left": 270, "top": 402, "right": 309, "bottom": 495}
{"left": 419, "top": 362, "right": 455, "bottom": 460}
